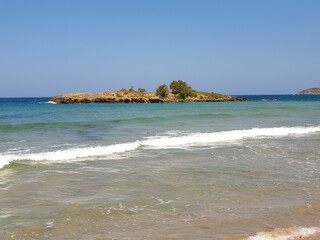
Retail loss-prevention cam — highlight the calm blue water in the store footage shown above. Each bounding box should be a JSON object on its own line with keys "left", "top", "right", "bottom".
{"left": 0, "top": 95, "right": 320, "bottom": 239}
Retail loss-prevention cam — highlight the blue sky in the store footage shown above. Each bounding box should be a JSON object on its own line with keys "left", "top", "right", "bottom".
{"left": 0, "top": 0, "right": 319, "bottom": 97}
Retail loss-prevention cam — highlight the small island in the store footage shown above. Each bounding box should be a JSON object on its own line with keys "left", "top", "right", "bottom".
{"left": 296, "top": 88, "right": 320, "bottom": 95}
{"left": 50, "top": 80, "right": 247, "bottom": 104}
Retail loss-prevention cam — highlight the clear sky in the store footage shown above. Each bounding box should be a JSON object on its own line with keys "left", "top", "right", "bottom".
{"left": 1, "top": 0, "right": 319, "bottom": 97}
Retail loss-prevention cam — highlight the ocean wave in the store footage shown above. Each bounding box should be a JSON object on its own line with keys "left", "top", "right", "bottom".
{"left": 0, "top": 126, "right": 319, "bottom": 168}
{"left": 244, "top": 226, "right": 320, "bottom": 240}
{"left": 45, "top": 101, "right": 57, "bottom": 104}
{"left": 0, "top": 142, "right": 140, "bottom": 168}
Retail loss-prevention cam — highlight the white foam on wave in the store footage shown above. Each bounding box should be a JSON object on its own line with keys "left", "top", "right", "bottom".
{"left": 1, "top": 126, "right": 319, "bottom": 168}
{"left": 143, "top": 126, "right": 320, "bottom": 148}
{"left": 0, "top": 142, "right": 140, "bottom": 168}
{"left": 45, "top": 101, "right": 57, "bottom": 104}
{"left": 245, "top": 226, "right": 320, "bottom": 240}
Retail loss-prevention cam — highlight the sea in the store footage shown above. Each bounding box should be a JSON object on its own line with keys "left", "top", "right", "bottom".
{"left": 0, "top": 94, "right": 320, "bottom": 240}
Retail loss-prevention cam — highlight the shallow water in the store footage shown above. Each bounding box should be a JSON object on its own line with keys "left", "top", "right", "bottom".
{"left": 0, "top": 96, "right": 320, "bottom": 239}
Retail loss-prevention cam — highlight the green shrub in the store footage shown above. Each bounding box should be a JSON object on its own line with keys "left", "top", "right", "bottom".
{"left": 170, "top": 80, "right": 192, "bottom": 99}
{"left": 156, "top": 84, "right": 169, "bottom": 98}
{"left": 138, "top": 88, "right": 146, "bottom": 92}
{"left": 178, "top": 91, "right": 187, "bottom": 99}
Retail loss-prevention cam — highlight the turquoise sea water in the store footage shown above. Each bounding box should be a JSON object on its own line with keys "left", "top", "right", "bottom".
{"left": 0, "top": 95, "right": 320, "bottom": 239}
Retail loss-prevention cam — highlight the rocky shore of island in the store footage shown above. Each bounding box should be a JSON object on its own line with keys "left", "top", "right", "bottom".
{"left": 50, "top": 80, "right": 247, "bottom": 104}
{"left": 50, "top": 91, "right": 246, "bottom": 104}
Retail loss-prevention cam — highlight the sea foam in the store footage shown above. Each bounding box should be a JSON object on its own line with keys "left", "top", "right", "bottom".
{"left": 0, "top": 126, "right": 319, "bottom": 168}
{"left": 245, "top": 226, "right": 320, "bottom": 240}
{"left": 45, "top": 101, "right": 57, "bottom": 104}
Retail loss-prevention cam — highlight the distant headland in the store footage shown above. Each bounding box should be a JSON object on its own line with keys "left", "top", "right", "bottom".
{"left": 50, "top": 80, "right": 247, "bottom": 104}
{"left": 296, "top": 88, "right": 320, "bottom": 95}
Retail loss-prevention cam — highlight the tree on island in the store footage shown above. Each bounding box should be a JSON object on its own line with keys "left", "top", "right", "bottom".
{"left": 155, "top": 80, "right": 195, "bottom": 99}
{"left": 169, "top": 80, "right": 193, "bottom": 99}
{"left": 155, "top": 84, "right": 169, "bottom": 98}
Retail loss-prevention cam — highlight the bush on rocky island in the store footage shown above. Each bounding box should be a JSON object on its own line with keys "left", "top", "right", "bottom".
{"left": 170, "top": 80, "right": 193, "bottom": 99}
{"left": 156, "top": 84, "right": 169, "bottom": 98}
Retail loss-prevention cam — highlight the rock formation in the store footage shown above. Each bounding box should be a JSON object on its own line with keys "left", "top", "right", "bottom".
{"left": 50, "top": 90, "right": 247, "bottom": 104}
{"left": 296, "top": 88, "right": 320, "bottom": 95}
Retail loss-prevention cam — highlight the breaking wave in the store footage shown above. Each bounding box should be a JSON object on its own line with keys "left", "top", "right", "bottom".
{"left": 46, "top": 101, "right": 57, "bottom": 104}
{"left": 1, "top": 126, "right": 319, "bottom": 168}
{"left": 244, "top": 226, "right": 320, "bottom": 240}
